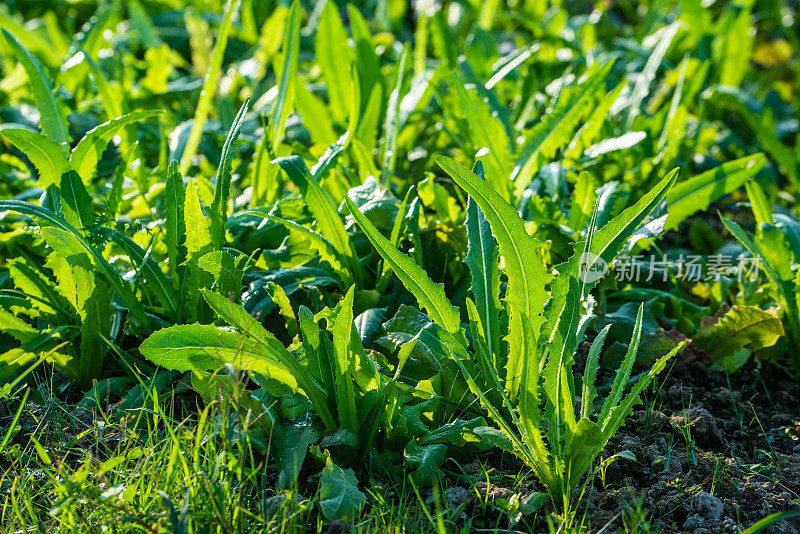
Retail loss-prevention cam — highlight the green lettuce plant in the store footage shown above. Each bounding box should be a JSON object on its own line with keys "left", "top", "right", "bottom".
{"left": 347, "top": 157, "right": 685, "bottom": 517}
{"left": 719, "top": 181, "right": 800, "bottom": 371}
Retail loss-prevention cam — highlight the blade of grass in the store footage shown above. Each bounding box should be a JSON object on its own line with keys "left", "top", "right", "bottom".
{"left": 178, "top": 0, "right": 241, "bottom": 174}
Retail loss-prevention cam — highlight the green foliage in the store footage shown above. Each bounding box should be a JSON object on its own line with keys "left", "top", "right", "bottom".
{"left": 347, "top": 195, "right": 461, "bottom": 337}
{"left": 276, "top": 134, "right": 363, "bottom": 286}
{"left": 70, "top": 110, "right": 162, "bottom": 184}
{"left": 354, "top": 160, "right": 685, "bottom": 514}
{"left": 721, "top": 213, "right": 800, "bottom": 370}
{"left": 512, "top": 61, "right": 615, "bottom": 194}
{"left": 665, "top": 154, "right": 766, "bottom": 231}
{"left": 209, "top": 97, "right": 250, "bottom": 249}
{"left": 1, "top": 0, "right": 798, "bottom": 529}
{"left": 178, "top": 0, "right": 241, "bottom": 174}
{"left": 318, "top": 458, "right": 367, "bottom": 521}
{"left": 463, "top": 162, "right": 502, "bottom": 364}
{"left": 164, "top": 161, "right": 187, "bottom": 290}
{"left": 404, "top": 440, "right": 447, "bottom": 486}
{"left": 0, "top": 129, "right": 66, "bottom": 188}
{"left": 271, "top": 1, "right": 301, "bottom": 153}
{"left": 695, "top": 305, "right": 784, "bottom": 372}
{"left": 1, "top": 28, "right": 68, "bottom": 144}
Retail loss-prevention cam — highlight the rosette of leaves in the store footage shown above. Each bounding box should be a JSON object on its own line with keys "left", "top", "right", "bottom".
{"left": 346, "top": 157, "right": 686, "bottom": 515}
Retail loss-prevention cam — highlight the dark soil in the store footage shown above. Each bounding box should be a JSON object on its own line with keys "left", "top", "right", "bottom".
{"left": 439, "top": 355, "right": 800, "bottom": 533}
{"left": 591, "top": 357, "right": 800, "bottom": 533}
